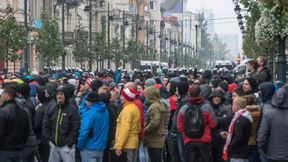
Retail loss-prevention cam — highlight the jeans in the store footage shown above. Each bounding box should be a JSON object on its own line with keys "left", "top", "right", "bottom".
{"left": 247, "top": 145, "right": 260, "bottom": 162}
{"left": 148, "top": 148, "right": 163, "bottom": 162}
{"left": 184, "top": 142, "right": 212, "bottom": 162}
{"left": 258, "top": 148, "right": 267, "bottom": 162}
{"left": 80, "top": 149, "right": 103, "bottom": 162}
{"left": 0, "top": 151, "right": 21, "bottom": 162}
{"left": 48, "top": 142, "right": 75, "bottom": 162}
{"left": 167, "top": 132, "right": 181, "bottom": 162}
{"left": 230, "top": 158, "right": 248, "bottom": 162}
{"left": 177, "top": 134, "right": 186, "bottom": 162}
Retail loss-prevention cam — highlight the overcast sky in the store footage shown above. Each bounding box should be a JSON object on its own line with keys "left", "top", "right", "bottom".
{"left": 187, "top": 0, "right": 242, "bottom": 35}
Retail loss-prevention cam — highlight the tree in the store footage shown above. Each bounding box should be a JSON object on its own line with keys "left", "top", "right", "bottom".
{"left": 111, "top": 24, "right": 123, "bottom": 68}
{"left": 73, "top": 15, "right": 88, "bottom": 68}
{"left": 0, "top": 4, "right": 26, "bottom": 72}
{"left": 34, "top": 11, "right": 64, "bottom": 66}
{"left": 211, "top": 34, "right": 230, "bottom": 60}
{"left": 196, "top": 12, "right": 213, "bottom": 68}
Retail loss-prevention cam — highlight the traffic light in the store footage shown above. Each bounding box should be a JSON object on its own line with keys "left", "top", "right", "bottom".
{"left": 236, "top": 55, "right": 241, "bottom": 65}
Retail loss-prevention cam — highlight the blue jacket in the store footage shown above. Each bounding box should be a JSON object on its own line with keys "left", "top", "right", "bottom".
{"left": 77, "top": 102, "right": 109, "bottom": 151}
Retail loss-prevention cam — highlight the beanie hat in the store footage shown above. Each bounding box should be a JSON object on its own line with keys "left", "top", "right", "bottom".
{"left": 209, "top": 89, "right": 224, "bottom": 100}
{"left": 121, "top": 88, "right": 138, "bottom": 101}
{"left": 145, "top": 78, "right": 156, "bottom": 87}
{"left": 86, "top": 78, "right": 93, "bottom": 85}
{"left": 227, "top": 83, "right": 238, "bottom": 93}
{"left": 245, "top": 78, "right": 258, "bottom": 93}
{"left": 86, "top": 92, "right": 99, "bottom": 103}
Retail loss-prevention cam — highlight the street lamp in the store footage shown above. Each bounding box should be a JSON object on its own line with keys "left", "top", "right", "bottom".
{"left": 234, "top": 4, "right": 241, "bottom": 15}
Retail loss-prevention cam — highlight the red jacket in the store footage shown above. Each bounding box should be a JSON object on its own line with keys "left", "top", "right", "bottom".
{"left": 177, "top": 96, "right": 217, "bottom": 144}
{"left": 133, "top": 98, "right": 145, "bottom": 139}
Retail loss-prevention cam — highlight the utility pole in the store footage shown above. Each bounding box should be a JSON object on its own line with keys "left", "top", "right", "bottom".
{"left": 122, "top": 10, "right": 125, "bottom": 67}
{"left": 195, "top": 25, "right": 198, "bottom": 64}
{"left": 24, "top": 0, "right": 29, "bottom": 73}
{"left": 88, "top": 0, "right": 92, "bottom": 72}
{"left": 61, "top": 0, "right": 65, "bottom": 70}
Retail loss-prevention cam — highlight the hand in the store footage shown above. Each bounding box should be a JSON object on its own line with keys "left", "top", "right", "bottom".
{"left": 115, "top": 149, "right": 122, "bottom": 156}
{"left": 220, "top": 131, "right": 228, "bottom": 139}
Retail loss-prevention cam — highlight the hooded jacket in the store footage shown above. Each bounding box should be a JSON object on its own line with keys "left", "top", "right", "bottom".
{"left": 259, "top": 82, "right": 275, "bottom": 104}
{"left": 114, "top": 101, "right": 141, "bottom": 149}
{"left": 77, "top": 102, "right": 109, "bottom": 151}
{"left": 177, "top": 96, "right": 217, "bottom": 144}
{"left": 143, "top": 87, "right": 167, "bottom": 148}
{"left": 257, "top": 87, "right": 288, "bottom": 161}
{"left": 246, "top": 105, "right": 261, "bottom": 145}
{"left": 42, "top": 87, "right": 80, "bottom": 148}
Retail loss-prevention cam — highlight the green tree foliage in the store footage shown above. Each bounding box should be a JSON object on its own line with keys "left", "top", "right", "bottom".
{"left": 211, "top": 34, "right": 230, "bottom": 60}
{"left": 73, "top": 15, "right": 88, "bottom": 68}
{"left": 0, "top": 4, "right": 26, "bottom": 69}
{"left": 34, "top": 11, "right": 64, "bottom": 66}
{"left": 111, "top": 24, "right": 123, "bottom": 68}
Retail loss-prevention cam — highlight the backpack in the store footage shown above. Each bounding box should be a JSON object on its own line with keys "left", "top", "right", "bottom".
{"left": 183, "top": 103, "right": 205, "bottom": 138}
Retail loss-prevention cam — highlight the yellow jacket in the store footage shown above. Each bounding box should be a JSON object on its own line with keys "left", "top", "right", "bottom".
{"left": 114, "top": 101, "right": 141, "bottom": 149}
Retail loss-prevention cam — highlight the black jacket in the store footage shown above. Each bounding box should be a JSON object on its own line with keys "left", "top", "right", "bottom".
{"left": 0, "top": 100, "right": 30, "bottom": 150}
{"left": 43, "top": 100, "right": 80, "bottom": 147}
{"left": 257, "top": 67, "right": 271, "bottom": 83}
{"left": 229, "top": 115, "right": 252, "bottom": 159}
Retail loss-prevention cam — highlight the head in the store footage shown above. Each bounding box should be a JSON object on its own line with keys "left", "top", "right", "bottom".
{"left": 209, "top": 89, "right": 224, "bottom": 105}
{"left": 55, "top": 86, "right": 67, "bottom": 104}
{"left": 144, "top": 78, "right": 156, "bottom": 88}
{"left": 232, "top": 86, "right": 244, "bottom": 101}
{"left": 90, "top": 79, "right": 104, "bottom": 92}
{"left": 144, "top": 86, "right": 160, "bottom": 104}
{"left": 162, "top": 77, "right": 169, "bottom": 87}
{"left": 0, "top": 85, "right": 17, "bottom": 104}
{"left": 232, "top": 97, "right": 247, "bottom": 113}
{"left": 246, "top": 60, "right": 258, "bottom": 72}
{"left": 188, "top": 85, "right": 201, "bottom": 97}
{"left": 120, "top": 88, "right": 137, "bottom": 104}
{"left": 85, "top": 92, "right": 100, "bottom": 107}
{"left": 243, "top": 94, "right": 257, "bottom": 106}
{"left": 98, "top": 86, "right": 111, "bottom": 105}
{"left": 177, "top": 80, "right": 189, "bottom": 97}
{"left": 257, "top": 56, "right": 267, "bottom": 67}
{"left": 243, "top": 78, "right": 258, "bottom": 93}
{"left": 125, "top": 82, "right": 137, "bottom": 91}
{"left": 79, "top": 79, "right": 90, "bottom": 93}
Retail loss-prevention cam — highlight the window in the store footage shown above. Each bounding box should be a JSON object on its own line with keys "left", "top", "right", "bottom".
{"left": 150, "top": 1, "right": 155, "bottom": 10}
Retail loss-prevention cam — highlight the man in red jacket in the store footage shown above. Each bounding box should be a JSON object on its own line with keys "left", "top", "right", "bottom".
{"left": 177, "top": 85, "right": 217, "bottom": 162}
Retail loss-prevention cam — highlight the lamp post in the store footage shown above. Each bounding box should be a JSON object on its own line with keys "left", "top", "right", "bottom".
{"left": 24, "top": 0, "right": 29, "bottom": 73}
{"left": 61, "top": 0, "right": 65, "bottom": 70}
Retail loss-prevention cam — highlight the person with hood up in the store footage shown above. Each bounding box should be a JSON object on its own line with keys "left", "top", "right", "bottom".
{"left": 143, "top": 86, "right": 167, "bottom": 162}
{"left": 257, "top": 86, "right": 288, "bottom": 162}
{"left": 77, "top": 92, "right": 109, "bottom": 162}
{"left": 43, "top": 85, "right": 80, "bottom": 162}
{"left": 221, "top": 97, "right": 253, "bottom": 162}
{"left": 209, "top": 89, "right": 232, "bottom": 162}
{"left": 177, "top": 85, "right": 217, "bottom": 162}
{"left": 35, "top": 85, "right": 55, "bottom": 162}
{"left": 257, "top": 82, "right": 275, "bottom": 162}
{"left": 114, "top": 88, "right": 141, "bottom": 162}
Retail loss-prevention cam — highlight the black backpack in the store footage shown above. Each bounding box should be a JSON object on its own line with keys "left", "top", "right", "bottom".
{"left": 183, "top": 103, "right": 205, "bottom": 138}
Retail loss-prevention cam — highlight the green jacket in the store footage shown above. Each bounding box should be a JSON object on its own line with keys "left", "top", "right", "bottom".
{"left": 143, "top": 87, "right": 166, "bottom": 148}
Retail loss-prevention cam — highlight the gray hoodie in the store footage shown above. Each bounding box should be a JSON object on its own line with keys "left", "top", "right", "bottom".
{"left": 257, "top": 87, "right": 288, "bottom": 161}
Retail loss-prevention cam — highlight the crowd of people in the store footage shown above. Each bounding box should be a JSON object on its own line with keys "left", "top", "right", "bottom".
{"left": 0, "top": 56, "right": 288, "bottom": 162}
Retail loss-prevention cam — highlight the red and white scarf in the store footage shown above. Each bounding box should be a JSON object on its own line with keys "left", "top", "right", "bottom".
{"left": 222, "top": 109, "right": 247, "bottom": 161}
